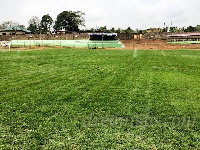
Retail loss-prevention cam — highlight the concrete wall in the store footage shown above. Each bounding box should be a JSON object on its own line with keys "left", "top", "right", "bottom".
{"left": 0, "top": 33, "right": 140, "bottom": 41}
{"left": 117, "top": 33, "right": 134, "bottom": 40}
{"left": 143, "top": 33, "right": 168, "bottom": 40}
{"left": 0, "top": 33, "right": 89, "bottom": 41}
{"left": 0, "top": 31, "right": 26, "bottom": 36}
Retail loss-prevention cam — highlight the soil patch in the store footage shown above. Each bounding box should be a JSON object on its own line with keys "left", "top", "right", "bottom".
{"left": 121, "top": 39, "right": 200, "bottom": 50}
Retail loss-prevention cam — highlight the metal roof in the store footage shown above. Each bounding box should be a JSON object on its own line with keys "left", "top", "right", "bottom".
{"left": 0, "top": 26, "right": 31, "bottom": 33}
{"left": 89, "top": 33, "right": 117, "bottom": 36}
{"left": 167, "top": 32, "right": 200, "bottom": 37}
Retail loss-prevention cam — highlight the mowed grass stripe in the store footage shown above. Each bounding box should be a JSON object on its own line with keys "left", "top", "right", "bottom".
{"left": 0, "top": 49, "right": 200, "bottom": 149}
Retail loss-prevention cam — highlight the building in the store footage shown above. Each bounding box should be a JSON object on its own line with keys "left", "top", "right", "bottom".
{"left": 0, "top": 26, "right": 31, "bottom": 35}
{"left": 167, "top": 32, "right": 200, "bottom": 42}
{"left": 89, "top": 33, "right": 118, "bottom": 40}
{"left": 146, "top": 28, "right": 162, "bottom": 33}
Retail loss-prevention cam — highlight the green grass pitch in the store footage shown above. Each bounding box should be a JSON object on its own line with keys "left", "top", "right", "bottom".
{"left": 0, "top": 48, "right": 200, "bottom": 149}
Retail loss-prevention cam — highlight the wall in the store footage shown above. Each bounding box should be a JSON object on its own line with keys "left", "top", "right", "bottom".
{"left": 0, "top": 31, "right": 26, "bottom": 36}
{"left": 117, "top": 33, "right": 134, "bottom": 40}
{"left": 0, "top": 33, "right": 140, "bottom": 41}
{"left": 143, "top": 33, "right": 168, "bottom": 40}
{"left": 0, "top": 33, "right": 89, "bottom": 41}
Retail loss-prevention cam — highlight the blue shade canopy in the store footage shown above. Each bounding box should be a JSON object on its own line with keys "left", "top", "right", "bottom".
{"left": 89, "top": 33, "right": 117, "bottom": 36}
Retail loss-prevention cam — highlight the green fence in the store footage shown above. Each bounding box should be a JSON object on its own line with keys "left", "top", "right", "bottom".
{"left": 11, "top": 40, "right": 124, "bottom": 48}
{"left": 167, "top": 41, "right": 200, "bottom": 44}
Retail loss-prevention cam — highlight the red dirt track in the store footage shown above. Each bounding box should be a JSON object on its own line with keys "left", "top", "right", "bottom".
{"left": 121, "top": 39, "right": 200, "bottom": 50}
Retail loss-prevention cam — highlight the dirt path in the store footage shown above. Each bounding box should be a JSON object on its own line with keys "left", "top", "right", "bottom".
{"left": 121, "top": 39, "right": 200, "bottom": 50}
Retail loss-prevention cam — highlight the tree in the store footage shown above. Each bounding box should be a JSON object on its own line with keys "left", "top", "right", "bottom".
{"left": 125, "top": 27, "right": 133, "bottom": 33}
{"left": 54, "top": 11, "right": 85, "bottom": 33}
{"left": 115, "top": 28, "right": 121, "bottom": 33}
{"left": 196, "top": 25, "right": 200, "bottom": 32}
{"left": 98, "top": 26, "right": 107, "bottom": 32}
{"left": 28, "top": 16, "right": 40, "bottom": 34}
{"left": 184, "top": 26, "right": 197, "bottom": 32}
{"left": 110, "top": 27, "right": 115, "bottom": 33}
{"left": 0, "top": 20, "right": 19, "bottom": 29}
{"left": 90, "top": 28, "right": 96, "bottom": 33}
{"left": 169, "top": 27, "right": 178, "bottom": 32}
{"left": 162, "top": 26, "right": 168, "bottom": 32}
{"left": 40, "top": 14, "right": 53, "bottom": 34}
{"left": 12, "top": 27, "right": 17, "bottom": 35}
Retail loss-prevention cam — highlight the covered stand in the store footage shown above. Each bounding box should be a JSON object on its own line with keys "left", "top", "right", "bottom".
{"left": 89, "top": 33, "right": 118, "bottom": 40}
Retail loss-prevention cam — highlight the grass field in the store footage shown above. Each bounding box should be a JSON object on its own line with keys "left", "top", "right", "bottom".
{"left": 0, "top": 48, "right": 200, "bottom": 149}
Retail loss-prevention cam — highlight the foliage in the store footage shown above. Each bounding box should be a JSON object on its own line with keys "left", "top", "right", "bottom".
{"left": 169, "top": 26, "right": 177, "bottom": 32}
{"left": 54, "top": 11, "right": 85, "bottom": 33}
{"left": 115, "top": 28, "right": 121, "bottom": 33}
{"left": 11, "top": 27, "right": 17, "bottom": 35}
{"left": 87, "top": 24, "right": 200, "bottom": 34}
{"left": 90, "top": 28, "right": 96, "bottom": 33}
{"left": 125, "top": 27, "right": 133, "bottom": 33}
{"left": 0, "top": 21, "right": 19, "bottom": 29}
{"left": 196, "top": 25, "right": 200, "bottom": 31}
{"left": 98, "top": 26, "right": 107, "bottom": 32}
{"left": 167, "top": 25, "right": 200, "bottom": 33}
{"left": 27, "top": 16, "right": 40, "bottom": 34}
{"left": 97, "top": 26, "right": 112, "bottom": 33}
{"left": 40, "top": 14, "right": 53, "bottom": 34}
{"left": 1, "top": 12, "right": 200, "bottom": 34}
{"left": 90, "top": 27, "right": 136, "bottom": 34}
{"left": 162, "top": 27, "right": 169, "bottom": 32}
{"left": 0, "top": 49, "right": 200, "bottom": 149}
{"left": 184, "top": 25, "right": 197, "bottom": 32}
{"left": 110, "top": 27, "right": 115, "bottom": 33}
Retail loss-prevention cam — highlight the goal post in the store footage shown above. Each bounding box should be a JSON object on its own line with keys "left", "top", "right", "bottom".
{"left": 0, "top": 41, "right": 11, "bottom": 52}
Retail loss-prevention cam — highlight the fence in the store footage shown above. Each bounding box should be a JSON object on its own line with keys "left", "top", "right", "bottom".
{"left": 143, "top": 33, "right": 168, "bottom": 40}
{"left": 87, "top": 40, "right": 123, "bottom": 48}
{"left": 0, "top": 33, "right": 139, "bottom": 41}
{"left": 0, "top": 33, "right": 89, "bottom": 41}
{"left": 11, "top": 40, "right": 124, "bottom": 49}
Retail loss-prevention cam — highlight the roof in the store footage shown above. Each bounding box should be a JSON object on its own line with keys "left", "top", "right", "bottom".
{"left": 89, "top": 33, "right": 117, "bottom": 36}
{"left": 167, "top": 32, "right": 200, "bottom": 37}
{"left": 0, "top": 26, "right": 31, "bottom": 33}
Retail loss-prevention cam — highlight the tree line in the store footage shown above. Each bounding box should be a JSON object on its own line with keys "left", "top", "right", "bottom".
{"left": 0, "top": 11, "right": 200, "bottom": 34}
{"left": 27, "top": 11, "right": 85, "bottom": 34}
{"left": 0, "top": 11, "right": 85, "bottom": 34}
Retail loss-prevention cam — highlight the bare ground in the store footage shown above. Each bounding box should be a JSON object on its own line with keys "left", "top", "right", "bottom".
{"left": 1, "top": 39, "right": 200, "bottom": 51}
{"left": 121, "top": 39, "right": 200, "bottom": 50}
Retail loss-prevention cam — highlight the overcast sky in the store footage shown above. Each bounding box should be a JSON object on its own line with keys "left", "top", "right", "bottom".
{"left": 1, "top": 0, "right": 200, "bottom": 30}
